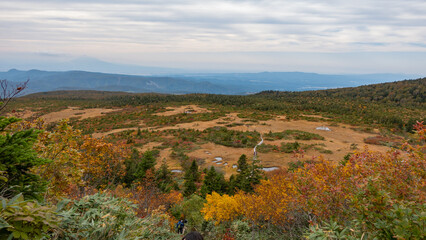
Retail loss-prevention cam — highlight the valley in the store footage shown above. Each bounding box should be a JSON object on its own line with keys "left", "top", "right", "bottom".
{"left": 2, "top": 78, "right": 424, "bottom": 239}
{"left": 33, "top": 104, "right": 390, "bottom": 178}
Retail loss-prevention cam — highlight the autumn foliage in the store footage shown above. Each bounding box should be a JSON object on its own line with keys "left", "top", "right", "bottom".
{"left": 7, "top": 118, "right": 182, "bottom": 217}
{"left": 202, "top": 122, "right": 425, "bottom": 235}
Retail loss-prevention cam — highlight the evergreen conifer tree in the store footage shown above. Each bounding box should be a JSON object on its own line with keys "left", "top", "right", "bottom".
{"left": 232, "top": 154, "right": 263, "bottom": 193}
{"left": 0, "top": 117, "right": 48, "bottom": 200}
{"left": 201, "top": 166, "right": 227, "bottom": 197}
{"left": 183, "top": 160, "right": 200, "bottom": 197}
{"left": 124, "top": 149, "right": 157, "bottom": 185}
{"left": 155, "top": 160, "right": 177, "bottom": 192}
{"left": 237, "top": 154, "right": 248, "bottom": 172}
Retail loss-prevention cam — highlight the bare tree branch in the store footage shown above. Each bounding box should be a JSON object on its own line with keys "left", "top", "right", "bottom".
{"left": 0, "top": 79, "right": 29, "bottom": 112}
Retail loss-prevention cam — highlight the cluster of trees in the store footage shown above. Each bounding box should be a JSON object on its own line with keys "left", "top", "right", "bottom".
{"left": 179, "top": 154, "right": 264, "bottom": 199}
{"left": 0, "top": 116, "right": 185, "bottom": 239}
{"left": 2, "top": 78, "right": 425, "bottom": 239}
{"left": 201, "top": 121, "right": 426, "bottom": 239}
{"left": 0, "top": 109, "right": 268, "bottom": 239}
{"left": 257, "top": 77, "right": 425, "bottom": 107}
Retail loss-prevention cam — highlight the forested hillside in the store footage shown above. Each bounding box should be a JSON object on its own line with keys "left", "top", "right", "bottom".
{"left": 1, "top": 78, "right": 425, "bottom": 239}
{"left": 258, "top": 77, "right": 425, "bottom": 107}
{"left": 21, "top": 77, "right": 423, "bottom": 132}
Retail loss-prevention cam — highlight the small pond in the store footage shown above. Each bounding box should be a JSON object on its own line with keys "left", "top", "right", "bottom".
{"left": 262, "top": 167, "right": 280, "bottom": 172}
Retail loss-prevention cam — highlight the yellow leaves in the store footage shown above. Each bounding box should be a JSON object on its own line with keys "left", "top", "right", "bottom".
{"left": 201, "top": 139, "right": 425, "bottom": 226}
{"left": 22, "top": 119, "right": 130, "bottom": 201}
{"left": 202, "top": 175, "right": 298, "bottom": 226}
{"left": 32, "top": 120, "right": 84, "bottom": 200}
{"left": 201, "top": 192, "right": 243, "bottom": 223}
{"left": 243, "top": 174, "right": 297, "bottom": 225}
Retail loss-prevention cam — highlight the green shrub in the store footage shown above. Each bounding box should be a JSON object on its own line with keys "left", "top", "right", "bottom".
{"left": 280, "top": 142, "right": 301, "bottom": 153}
{"left": 55, "top": 193, "right": 178, "bottom": 240}
{"left": 0, "top": 194, "right": 58, "bottom": 240}
{"left": 170, "top": 194, "right": 206, "bottom": 231}
{"left": 202, "top": 127, "right": 260, "bottom": 148}
{"left": 305, "top": 220, "right": 357, "bottom": 240}
{"left": 256, "top": 144, "right": 278, "bottom": 153}
{"left": 264, "top": 130, "right": 324, "bottom": 141}
{"left": 230, "top": 220, "right": 251, "bottom": 240}
{"left": 306, "top": 202, "right": 426, "bottom": 240}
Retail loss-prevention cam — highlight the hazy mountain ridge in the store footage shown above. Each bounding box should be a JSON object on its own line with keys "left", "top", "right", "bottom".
{"left": 0, "top": 69, "right": 420, "bottom": 95}
{"left": 0, "top": 69, "right": 239, "bottom": 95}
{"left": 169, "top": 72, "right": 418, "bottom": 92}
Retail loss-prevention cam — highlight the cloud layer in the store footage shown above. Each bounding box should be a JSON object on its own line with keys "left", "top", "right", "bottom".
{"left": 1, "top": 0, "right": 425, "bottom": 73}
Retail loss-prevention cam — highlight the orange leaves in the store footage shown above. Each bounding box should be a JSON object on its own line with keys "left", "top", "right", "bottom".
{"left": 103, "top": 181, "right": 183, "bottom": 217}
{"left": 238, "top": 174, "right": 298, "bottom": 226}
{"left": 79, "top": 135, "right": 127, "bottom": 189}
{"left": 202, "top": 175, "right": 298, "bottom": 226}
{"left": 28, "top": 119, "right": 129, "bottom": 200}
{"left": 202, "top": 139, "right": 425, "bottom": 227}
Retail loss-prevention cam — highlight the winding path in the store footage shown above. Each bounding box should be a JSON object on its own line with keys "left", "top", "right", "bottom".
{"left": 253, "top": 134, "right": 264, "bottom": 159}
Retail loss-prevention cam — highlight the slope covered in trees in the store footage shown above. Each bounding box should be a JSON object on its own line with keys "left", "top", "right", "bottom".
{"left": 17, "top": 77, "right": 424, "bottom": 132}
{"left": 257, "top": 77, "right": 425, "bottom": 107}
{"left": 1, "top": 77, "right": 425, "bottom": 239}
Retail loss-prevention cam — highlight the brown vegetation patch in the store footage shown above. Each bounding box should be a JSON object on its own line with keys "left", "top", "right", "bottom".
{"left": 138, "top": 142, "right": 164, "bottom": 152}
{"left": 6, "top": 109, "right": 36, "bottom": 119}
{"left": 154, "top": 105, "right": 212, "bottom": 116}
{"left": 41, "top": 107, "right": 121, "bottom": 123}
{"left": 300, "top": 114, "right": 332, "bottom": 120}
{"left": 46, "top": 108, "right": 393, "bottom": 175}
{"left": 364, "top": 135, "right": 404, "bottom": 147}
{"left": 152, "top": 113, "right": 246, "bottom": 132}
{"left": 92, "top": 127, "right": 139, "bottom": 138}
{"left": 143, "top": 114, "right": 391, "bottom": 172}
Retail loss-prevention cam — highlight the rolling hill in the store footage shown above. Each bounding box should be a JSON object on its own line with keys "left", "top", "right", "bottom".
{"left": 0, "top": 69, "right": 419, "bottom": 95}
{"left": 0, "top": 69, "right": 239, "bottom": 95}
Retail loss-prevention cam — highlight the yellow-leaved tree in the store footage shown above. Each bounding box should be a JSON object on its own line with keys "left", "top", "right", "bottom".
{"left": 33, "top": 120, "right": 83, "bottom": 200}
{"left": 201, "top": 191, "right": 244, "bottom": 224}
{"left": 12, "top": 118, "right": 128, "bottom": 200}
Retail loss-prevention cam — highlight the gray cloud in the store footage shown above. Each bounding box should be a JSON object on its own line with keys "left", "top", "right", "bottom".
{"left": 1, "top": 0, "right": 425, "bottom": 73}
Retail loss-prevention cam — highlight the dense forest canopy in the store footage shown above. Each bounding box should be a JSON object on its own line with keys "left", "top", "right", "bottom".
{"left": 257, "top": 77, "right": 425, "bottom": 107}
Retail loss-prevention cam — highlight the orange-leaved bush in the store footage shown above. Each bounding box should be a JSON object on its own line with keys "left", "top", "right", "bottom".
{"left": 202, "top": 121, "right": 425, "bottom": 228}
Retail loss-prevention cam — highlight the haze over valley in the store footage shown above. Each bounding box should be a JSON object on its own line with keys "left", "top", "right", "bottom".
{"left": 0, "top": 67, "right": 419, "bottom": 95}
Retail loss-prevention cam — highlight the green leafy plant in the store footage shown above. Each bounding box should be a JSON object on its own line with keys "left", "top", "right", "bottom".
{"left": 0, "top": 194, "right": 58, "bottom": 240}
{"left": 55, "top": 193, "right": 178, "bottom": 240}
{"left": 305, "top": 220, "right": 359, "bottom": 240}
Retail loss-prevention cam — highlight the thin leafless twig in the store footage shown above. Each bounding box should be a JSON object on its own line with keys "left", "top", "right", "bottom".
{"left": 0, "top": 79, "right": 29, "bottom": 112}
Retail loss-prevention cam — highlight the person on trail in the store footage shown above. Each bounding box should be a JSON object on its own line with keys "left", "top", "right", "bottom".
{"left": 182, "top": 231, "right": 203, "bottom": 240}
{"left": 176, "top": 219, "right": 185, "bottom": 234}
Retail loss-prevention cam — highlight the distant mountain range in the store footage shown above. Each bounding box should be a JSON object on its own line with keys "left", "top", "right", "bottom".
{"left": 0, "top": 69, "right": 420, "bottom": 95}
{"left": 0, "top": 56, "right": 185, "bottom": 75}
{"left": 167, "top": 72, "right": 421, "bottom": 93}
{"left": 0, "top": 69, "right": 237, "bottom": 95}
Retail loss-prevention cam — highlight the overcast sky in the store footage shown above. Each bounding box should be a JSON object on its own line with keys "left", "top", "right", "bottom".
{"left": 1, "top": 0, "right": 425, "bottom": 74}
